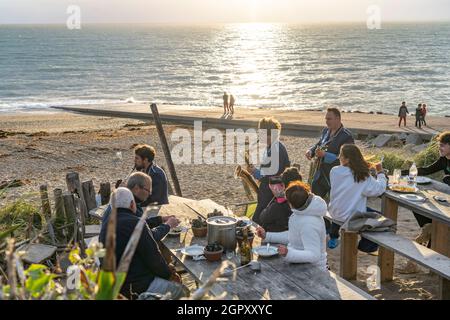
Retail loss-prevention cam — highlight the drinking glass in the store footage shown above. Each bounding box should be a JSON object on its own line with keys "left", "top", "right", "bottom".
{"left": 393, "top": 169, "right": 401, "bottom": 184}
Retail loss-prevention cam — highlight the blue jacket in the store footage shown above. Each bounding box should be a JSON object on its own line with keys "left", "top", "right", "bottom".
{"left": 141, "top": 163, "right": 169, "bottom": 206}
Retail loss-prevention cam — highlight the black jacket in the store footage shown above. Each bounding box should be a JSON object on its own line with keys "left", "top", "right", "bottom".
{"left": 98, "top": 207, "right": 171, "bottom": 299}
{"left": 254, "top": 198, "right": 292, "bottom": 232}
{"left": 402, "top": 157, "right": 450, "bottom": 186}
{"left": 310, "top": 126, "right": 355, "bottom": 183}
{"left": 141, "top": 163, "right": 169, "bottom": 206}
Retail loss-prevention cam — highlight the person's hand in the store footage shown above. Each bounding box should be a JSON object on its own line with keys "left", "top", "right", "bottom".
{"left": 166, "top": 217, "right": 180, "bottom": 229}
{"left": 256, "top": 226, "right": 266, "bottom": 240}
{"left": 315, "top": 149, "right": 325, "bottom": 158}
{"left": 278, "top": 245, "right": 288, "bottom": 256}
{"left": 305, "top": 150, "right": 312, "bottom": 160}
{"left": 168, "top": 264, "right": 182, "bottom": 283}
{"left": 162, "top": 215, "right": 176, "bottom": 223}
{"left": 375, "top": 162, "right": 383, "bottom": 174}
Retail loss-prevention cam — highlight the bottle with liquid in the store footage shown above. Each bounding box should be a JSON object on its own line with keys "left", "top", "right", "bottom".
{"left": 409, "top": 162, "right": 418, "bottom": 187}
{"left": 239, "top": 228, "right": 252, "bottom": 266}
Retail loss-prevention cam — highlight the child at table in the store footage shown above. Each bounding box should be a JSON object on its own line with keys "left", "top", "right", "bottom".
{"left": 256, "top": 181, "right": 328, "bottom": 271}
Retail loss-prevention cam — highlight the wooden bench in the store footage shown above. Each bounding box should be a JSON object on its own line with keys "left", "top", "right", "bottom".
{"left": 325, "top": 215, "right": 450, "bottom": 298}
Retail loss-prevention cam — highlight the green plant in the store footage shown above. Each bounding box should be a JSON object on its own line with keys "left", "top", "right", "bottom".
{"left": 191, "top": 218, "right": 207, "bottom": 228}
{"left": 0, "top": 200, "right": 42, "bottom": 242}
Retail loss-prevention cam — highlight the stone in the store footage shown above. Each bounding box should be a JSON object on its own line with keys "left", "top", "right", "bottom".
{"left": 387, "top": 140, "right": 404, "bottom": 148}
{"left": 371, "top": 134, "right": 394, "bottom": 148}
{"left": 405, "top": 133, "right": 423, "bottom": 146}
{"left": 412, "top": 143, "right": 428, "bottom": 153}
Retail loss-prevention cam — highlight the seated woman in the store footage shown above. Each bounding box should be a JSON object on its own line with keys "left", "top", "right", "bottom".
{"left": 256, "top": 181, "right": 328, "bottom": 271}
{"left": 327, "top": 144, "right": 387, "bottom": 250}
{"left": 401, "top": 131, "right": 450, "bottom": 246}
{"left": 254, "top": 167, "right": 302, "bottom": 232}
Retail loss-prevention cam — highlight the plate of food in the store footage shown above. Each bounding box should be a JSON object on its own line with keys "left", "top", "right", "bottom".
{"left": 167, "top": 226, "right": 186, "bottom": 237}
{"left": 389, "top": 184, "right": 419, "bottom": 193}
{"left": 252, "top": 245, "right": 278, "bottom": 257}
{"left": 416, "top": 176, "right": 432, "bottom": 185}
{"left": 399, "top": 194, "right": 426, "bottom": 202}
{"left": 180, "top": 245, "right": 204, "bottom": 257}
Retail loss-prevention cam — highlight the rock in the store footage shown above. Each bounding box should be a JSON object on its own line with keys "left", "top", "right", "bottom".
{"left": 405, "top": 133, "right": 423, "bottom": 146}
{"left": 393, "top": 132, "right": 408, "bottom": 141}
{"left": 387, "top": 140, "right": 404, "bottom": 148}
{"left": 371, "top": 134, "right": 394, "bottom": 148}
{"left": 412, "top": 143, "right": 428, "bottom": 153}
{"left": 403, "top": 144, "right": 416, "bottom": 152}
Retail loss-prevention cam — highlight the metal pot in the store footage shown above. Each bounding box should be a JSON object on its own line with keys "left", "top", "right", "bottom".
{"left": 207, "top": 216, "right": 237, "bottom": 251}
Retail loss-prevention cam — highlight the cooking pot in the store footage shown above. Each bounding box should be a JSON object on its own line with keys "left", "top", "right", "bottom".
{"left": 207, "top": 216, "right": 237, "bottom": 251}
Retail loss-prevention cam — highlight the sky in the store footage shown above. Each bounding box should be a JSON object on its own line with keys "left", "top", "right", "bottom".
{"left": 1, "top": 0, "right": 450, "bottom": 24}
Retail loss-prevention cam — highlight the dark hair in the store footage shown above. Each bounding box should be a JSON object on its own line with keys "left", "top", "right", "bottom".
{"left": 285, "top": 181, "right": 311, "bottom": 209}
{"left": 402, "top": 101, "right": 406, "bottom": 105}
{"left": 326, "top": 107, "right": 341, "bottom": 119}
{"left": 340, "top": 144, "right": 370, "bottom": 183}
{"left": 438, "top": 131, "right": 450, "bottom": 145}
{"left": 418, "top": 103, "right": 422, "bottom": 107}
{"left": 281, "top": 167, "right": 303, "bottom": 186}
{"left": 134, "top": 144, "right": 155, "bottom": 162}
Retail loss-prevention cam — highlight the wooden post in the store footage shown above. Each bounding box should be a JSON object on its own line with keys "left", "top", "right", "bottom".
{"left": 73, "top": 197, "right": 86, "bottom": 257}
{"left": 53, "top": 188, "right": 67, "bottom": 243}
{"left": 40, "top": 184, "right": 56, "bottom": 245}
{"left": 82, "top": 180, "right": 97, "bottom": 212}
{"left": 161, "top": 166, "right": 174, "bottom": 196}
{"left": 150, "top": 103, "right": 182, "bottom": 197}
{"left": 103, "top": 192, "right": 117, "bottom": 272}
{"left": 378, "top": 196, "right": 398, "bottom": 282}
{"left": 66, "top": 172, "right": 88, "bottom": 219}
{"left": 431, "top": 220, "right": 450, "bottom": 300}
{"left": 99, "top": 182, "right": 111, "bottom": 205}
{"left": 63, "top": 193, "right": 76, "bottom": 239}
{"left": 339, "top": 230, "right": 358, "bottom": 280}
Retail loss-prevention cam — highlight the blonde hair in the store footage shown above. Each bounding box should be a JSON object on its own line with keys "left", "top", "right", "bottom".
{"left": 258, "top": 117, "right": 281, "bottom": 134}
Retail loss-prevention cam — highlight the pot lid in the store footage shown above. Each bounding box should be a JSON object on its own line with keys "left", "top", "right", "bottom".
{"left": 207, "top": 216, "right": 237, "bottom": 226}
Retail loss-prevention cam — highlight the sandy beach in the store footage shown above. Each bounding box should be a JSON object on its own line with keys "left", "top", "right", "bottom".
{"left": 0, "top": 110, "right": 442, "bottom": 300}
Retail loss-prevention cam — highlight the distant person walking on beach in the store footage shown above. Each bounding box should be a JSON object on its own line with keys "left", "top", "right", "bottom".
{"left": 398, "top": 101, "right": 409, "bottom": 127}
{"left": 223, "top": 92, "right": 229, "bottom": 115}
{"left": 415, "top": 104, "right": 422, "bottom": 129}
{"left": 229, "top": 94, "right": 235, "bottom": 115}
{"left": 421, "top": 103, "right": 427, "bottom": 127}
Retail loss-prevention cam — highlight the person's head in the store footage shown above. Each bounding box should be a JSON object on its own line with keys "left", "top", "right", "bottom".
{"left": 134, "top": 144, "right": 156, "bottom": 170}
{"left": 437, "top": 131, "right": 450, "bottom": 158}
{"left": 113, "top": 187, "right": 137, "bottom": 213}
{"left": 127, "top": 172, "right": 152, "bottom": 202}
{"left": 281, "top": 167, "right": 303, "bottom": 186}
{"left": 325, "top": 107, "right": 342, "bottom": 131}
{"left": 418, "top": 103, "right": 422, "bottom": 108}
{"left": 258, "top": 117, "right": 281, "bottom": 145}
{"left": 401, "top": 101, "right": 406, "bottom": 106}
{"left": 339, "top": 144, "right": 370, "bottom": 183}
{"left": 423, "top": 103, "right": 427, "bottom": 109}
{"left": 285, "top": 181, "right": 311, "bottom": 210}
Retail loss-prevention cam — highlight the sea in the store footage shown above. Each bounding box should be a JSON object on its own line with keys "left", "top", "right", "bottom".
{"left": 1, "top": 23, "right": 449, "bottom": 115}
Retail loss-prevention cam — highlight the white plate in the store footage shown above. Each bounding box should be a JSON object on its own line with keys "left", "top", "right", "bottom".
{"left": 416, "top": 176, "right": 432, "bottom": 185}
{"left": 252, "top": 245, "right": 278, "bottom": 257}
{"left": 180, "top": 245, "right": 204, "bottom": 257}
{"left": 399, "top": 194, "right": 426, "bottom": 202}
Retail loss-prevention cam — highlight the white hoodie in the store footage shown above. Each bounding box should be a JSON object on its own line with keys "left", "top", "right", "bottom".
{"left": 328, "top": 166, "right": 387, "bottom": 223}
{"left": 264, "top": 195, "right": 328, "bottom": 271}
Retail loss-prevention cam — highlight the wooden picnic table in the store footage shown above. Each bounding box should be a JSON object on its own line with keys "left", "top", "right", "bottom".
{"left": 151, "top": 196, "right": 373, "bottom": 300}
{"left": 380, "top": 178, "right": 450, "bottom": 299}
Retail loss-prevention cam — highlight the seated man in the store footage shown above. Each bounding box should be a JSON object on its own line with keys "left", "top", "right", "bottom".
{"left": 99, "top": 187, "right": 186, "bottom": 300}
{"left": 101, "top": 172, "right": 178, "bottom": 241}
{"left": 134, "top": 144, "right": 169, "bottom": 206}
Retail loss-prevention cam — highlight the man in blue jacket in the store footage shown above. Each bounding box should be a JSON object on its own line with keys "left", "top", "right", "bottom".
{"left": 134, "top": 144, "right": 169, "bottom": 206}
{"left": 306, "top": 108, "right": 354, "bottom": 199}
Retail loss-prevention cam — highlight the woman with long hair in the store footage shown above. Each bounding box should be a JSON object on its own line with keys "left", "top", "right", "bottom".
{"left": 327, "top": 144, "right": 387, "bottom": 250}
